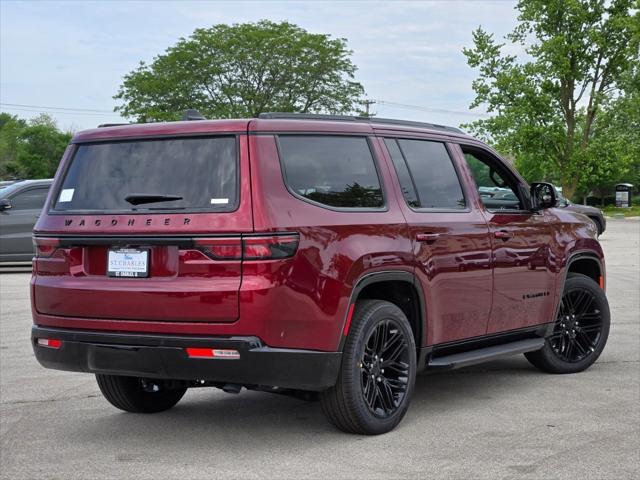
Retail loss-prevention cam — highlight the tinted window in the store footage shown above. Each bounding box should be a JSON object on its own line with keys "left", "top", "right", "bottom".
{"left": 397, "top": 139, "right": 465, "bottom": 209}
{"left": 10, "top": 187, "right": 50, "bottom": 210}
{"left": 464, "top": 151, "right": 523, "bottom": 211}
{"left": 384, "top": 139, "right": 419, "bottom": 208}
{"left": 53, "top": 137, "right": 237, "bottom": 212}
{"left": 278, "top": 136, "right": 383, "bottom": 208}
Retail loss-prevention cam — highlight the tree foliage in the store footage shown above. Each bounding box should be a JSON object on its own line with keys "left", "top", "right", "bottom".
{"left": 463, "top": 0, "right": 639, "bottom": 199}
{"left": 114, "top": 20, "right": 365, "bottom": 121}
{"left": 0, "top": 113, "right": 71, "bottom": 179}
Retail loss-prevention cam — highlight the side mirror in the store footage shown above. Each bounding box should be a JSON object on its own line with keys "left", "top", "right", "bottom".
{"left": 530, "top": 182, "right": 557, "bottom": 210}
{"left": 0, "top": 198, "right": 11, "bottom": 211}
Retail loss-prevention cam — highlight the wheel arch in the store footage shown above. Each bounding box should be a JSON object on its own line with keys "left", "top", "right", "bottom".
{"left": 339, "top": 271, "right": 426, "bottom": 353}
{"left": 552, "top": 252, "right": 605, "bottom": 328}
{"left": 567, "top": 252, "right": 603, "bottom": 287}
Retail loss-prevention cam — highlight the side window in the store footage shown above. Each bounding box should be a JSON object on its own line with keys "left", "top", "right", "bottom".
{"left": 9, "top": 187, "right": 49, "bottom": 211}
{"left": 384, "top": 139, "right": 419, "bottom": 208}
{"left": 463, "top": 148, "right": 524, "bottom": 211}
{"left": 278, "top": 136, "right": 384, "bottom": 209}
{"left": 392, "top": 139, "right": 466, "bottom": 210}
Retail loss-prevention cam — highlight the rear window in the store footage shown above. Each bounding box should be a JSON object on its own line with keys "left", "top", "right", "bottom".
{"left": 278, "top": 135, "right": 384, "bottom": 209}
{"left": 52, "top": 136, "right": 237, "bottom": 213}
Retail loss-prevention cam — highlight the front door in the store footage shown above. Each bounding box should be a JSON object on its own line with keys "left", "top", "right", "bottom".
{"left": 382, "top": 137, "right": 493, "bottom": 345}
{"left": 460, "top": 145, "right": 557, "bottom": 334}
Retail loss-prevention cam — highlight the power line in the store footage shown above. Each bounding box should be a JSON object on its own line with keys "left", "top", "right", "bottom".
{"left": 1, "top": 106, "right": 122, "bottom": 117}
{"left": 0, "top": 103, "right": 121, "bottom": 117}
{"left": 373, "top": 99, "right": 491, "bottom": 118}
{"left": 1, "top": 100, "right": 491, "bottom": 119}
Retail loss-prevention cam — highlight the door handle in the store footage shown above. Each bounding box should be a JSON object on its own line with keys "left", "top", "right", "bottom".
{"left": 494, "top": 230, "right": 512, "bottom": 240}
{"left": 416, "top": 233, "right": 440, "bottom": 243}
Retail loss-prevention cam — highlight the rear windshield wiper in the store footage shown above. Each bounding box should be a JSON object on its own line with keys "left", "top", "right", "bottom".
{"left": 125, "top": 193, "right": 183, "bottom": 206}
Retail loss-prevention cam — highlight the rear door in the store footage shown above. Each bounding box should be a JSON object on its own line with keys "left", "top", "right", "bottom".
{"left": 458, "top": 144, "right": 556, "bottom": 333}
{"left": 33, "top": 134, "right": 253, "bottom": 323}
{"left": 383, "top": 137, "right": 493, "bottom": 345}
{"left": 0, "top": 185, "right": 50, "bottom": 262}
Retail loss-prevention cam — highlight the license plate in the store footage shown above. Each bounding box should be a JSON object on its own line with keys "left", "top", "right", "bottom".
{"left": 107, "top": 248, "right": 149, "bottom": 278}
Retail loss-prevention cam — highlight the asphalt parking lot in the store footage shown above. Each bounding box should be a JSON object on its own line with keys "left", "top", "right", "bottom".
{"left": 1, "top": 218, "right": 638, "bottom": 480}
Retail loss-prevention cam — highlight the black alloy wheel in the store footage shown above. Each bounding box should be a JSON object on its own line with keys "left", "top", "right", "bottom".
{"left": 549, "top": 287, "right": 603, "bottom": 363}
{"left": 320, "top": 300, "right": 417, "bottom": 435}
{"left": 360, "top": 319, "right": 410, "bottom": 418}
{"left": 525, "top": 273, "right": 610, "bottom": 374}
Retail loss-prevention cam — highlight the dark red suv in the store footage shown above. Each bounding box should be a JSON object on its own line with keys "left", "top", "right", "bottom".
{"left": 31, "top": 113, "right": 610, "bottom": 434}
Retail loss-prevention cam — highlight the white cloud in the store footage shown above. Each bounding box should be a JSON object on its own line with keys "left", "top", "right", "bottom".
{"left": 0, "top": 0, "right": 521, "bottom": 130}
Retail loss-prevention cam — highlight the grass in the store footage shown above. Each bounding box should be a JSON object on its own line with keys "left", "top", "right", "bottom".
{"left": 601, "top": 205, "right": 640, "bottom": 217}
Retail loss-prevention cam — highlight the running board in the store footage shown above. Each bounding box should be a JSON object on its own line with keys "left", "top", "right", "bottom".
{"left": 428, "top": 338, "right": 545, "bottom": 370}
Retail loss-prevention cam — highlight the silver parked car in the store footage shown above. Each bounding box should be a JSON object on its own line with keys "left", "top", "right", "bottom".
{"left": 0, "top": 179, "right": 52, "bottom": 264}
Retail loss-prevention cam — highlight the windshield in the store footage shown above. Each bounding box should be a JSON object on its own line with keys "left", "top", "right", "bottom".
{"left": 52, "top": 136, "right": 237, "bottom": 213}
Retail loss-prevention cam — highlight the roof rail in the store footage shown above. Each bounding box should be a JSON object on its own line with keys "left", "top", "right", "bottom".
{"left": 97, "top": 123, "right": 128, "bottom": 128}
{"left": 257, "top": 112, "right": 462, "bottom": 133}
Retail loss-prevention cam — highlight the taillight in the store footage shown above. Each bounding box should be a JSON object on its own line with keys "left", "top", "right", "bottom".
{"left": 193, "top": 238, "right": 243, "bottom": 260}
{"left": 243, "top": 234, "right": 299, "bottom": 260}
{"left": 194, "top": 234, "right": 299, "bottom": 261}
{"left": 33, "top": 237, "right": 60, "bottom": 258}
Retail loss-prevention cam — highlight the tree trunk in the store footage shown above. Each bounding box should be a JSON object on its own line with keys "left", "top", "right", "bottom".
{"left": 562, "top": 178, "right": 578, "bottom": 201}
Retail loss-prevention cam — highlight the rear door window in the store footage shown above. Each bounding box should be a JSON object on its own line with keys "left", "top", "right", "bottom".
{"left": 278, "top": 136, "right": 384, "bottom": 209}
{"left": 52, "top": 136, "right": 237, "bottom": 213}
{"left": 389, "top": 139, "right": 466, "bottom": 210}
{"left": 384, "top": 139, "right": 419, "bottom": 208}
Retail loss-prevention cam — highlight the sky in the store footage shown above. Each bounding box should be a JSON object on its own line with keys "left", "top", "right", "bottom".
{"left": 0, "top": 0, "right": 524, "bottom": 132}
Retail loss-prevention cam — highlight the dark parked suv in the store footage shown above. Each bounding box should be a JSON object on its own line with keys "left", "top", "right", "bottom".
{"left": 557, "top": 192, "right": 607, "bottom": 236}
{"left": 0, "top": 179, "right": 53, "bottom": 264}
{"left": 31, "top": 114, "right": 610, "bottom": 434}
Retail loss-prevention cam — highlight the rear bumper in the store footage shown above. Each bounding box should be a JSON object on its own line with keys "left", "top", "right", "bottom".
{"left": 31, "top": 326, "right": 341, "bottom": 391}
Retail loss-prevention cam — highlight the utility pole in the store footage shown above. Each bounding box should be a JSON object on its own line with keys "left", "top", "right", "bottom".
{"left": 360, "top": 99, "right": 376, "bottom": 118}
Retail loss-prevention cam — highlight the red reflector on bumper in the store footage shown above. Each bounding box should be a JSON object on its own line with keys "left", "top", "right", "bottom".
{"left": 185, "top": 347, "right": 240, "bottom": 359}
{"left": 37, "top": 338, "right": 62, "bottom": 349}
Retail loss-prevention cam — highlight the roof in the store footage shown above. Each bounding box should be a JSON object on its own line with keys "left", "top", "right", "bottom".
{"left": 71, "top": 114, "right": 472, "bottom": 143}
{"left": 7, "top": 179, "right": 53, "bottom": 186}
{"left": 72, "top": 119, "right": 249, "bottom": 143}
{"left": 0, "top": 179, "right": 52, "bottom": 197}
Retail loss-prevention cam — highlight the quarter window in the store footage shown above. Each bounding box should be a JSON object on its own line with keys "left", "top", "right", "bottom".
{"left": 388, "top": 139, "right": 466, "bottom": 210}
{"left": 278, "top": 136, "right": 384, "bottom": 209}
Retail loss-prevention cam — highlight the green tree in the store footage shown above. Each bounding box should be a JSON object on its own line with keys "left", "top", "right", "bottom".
{"left": 577, "top": 66, "right": 640, "bottom": 203}
{"left": 114, "top": 20, "right": 365, "bottom": 121}
{"left": 0, "top": 113, "right": 26, "bottom": 178}
{"left": 463, "top": 0, "right": 639, "bottom": 199}
{"left": 0, "top": 113, "right": 71, "bottom": 179}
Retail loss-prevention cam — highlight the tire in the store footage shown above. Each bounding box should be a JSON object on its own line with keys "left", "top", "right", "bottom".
{"left": 320, "top": 300, "right": 417, "bottom": 435}
{"left": 96, "top": 375, "right": 187, "bottom": 413}
{"left": 525, "top": 273, "right": 610, "bottom": 374}
{"left": 590, "top": 217, "right": 604, "bottom": 237}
